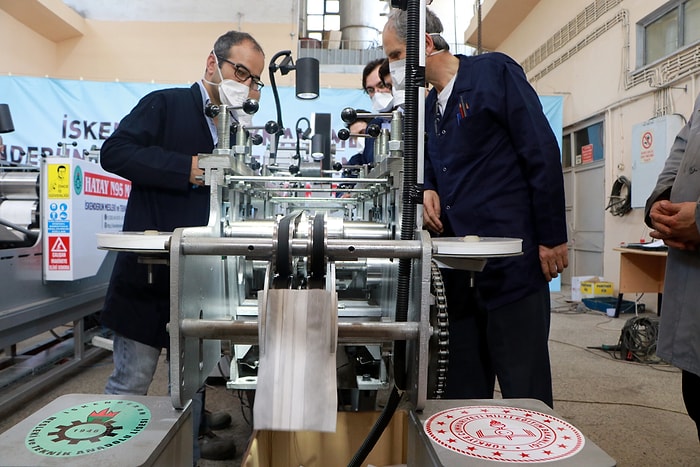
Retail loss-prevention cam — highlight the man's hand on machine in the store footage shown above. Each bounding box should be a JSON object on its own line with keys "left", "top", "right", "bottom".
{"left": 190, "top": 155, "right": 205, "bottom": 186}
{"left": 423, "top": 189, "right": 443, "bottom": 234}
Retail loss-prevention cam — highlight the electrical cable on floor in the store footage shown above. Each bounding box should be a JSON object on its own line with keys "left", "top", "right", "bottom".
{"left": 617, "top": 316, "right": 660, "bottom": 363}
{"left": 605, "top": 175, "right": 632, "bottom": 216}
{"left": 237, "top": 390, "right": 253, "bottom": 427}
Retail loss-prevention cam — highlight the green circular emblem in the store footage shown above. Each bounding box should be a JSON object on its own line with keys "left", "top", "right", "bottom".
{"left": 25, "top": 399, "right": 151, "bottom": 457}
{"left": 73, "top": 165, "right": 83, "bottom": 195}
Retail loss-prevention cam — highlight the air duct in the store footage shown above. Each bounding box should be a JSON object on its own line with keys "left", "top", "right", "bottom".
{"left": 340, "top": 0, "right": 384, "bottom": 49}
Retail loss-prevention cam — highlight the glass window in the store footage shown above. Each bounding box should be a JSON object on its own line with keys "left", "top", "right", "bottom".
{"left": 643, "top": 0, "right": 700, "bottom": 64}
{"left": 645, "top": 10, "right": 679, "bottom": 63}
{"left": 326, "top": 1, "right": 340, "bottom": 14}
{"left": 307, "top": 0, "right": 324, "bottom": 15}
{"left": 562, "top": 134, "right": 572, "bottom": 169}
{"left": 305, "top": 1, "right": 342, "bottom": 41}
{"left": 684, "top": 0, "right": 700, "bottom": 44}
{"left": 573, "top": 122, "right": 604, "bottom": 166}
{"left": 325, "top": 14, "right": 340, "bottom": 31}
{"left": 307, "top": 15, "right": 324, "bottom": 31}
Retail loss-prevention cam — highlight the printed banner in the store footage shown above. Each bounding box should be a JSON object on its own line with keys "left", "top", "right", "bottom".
{"left": 0, "top": 76, "right": 369, "bottom": 167}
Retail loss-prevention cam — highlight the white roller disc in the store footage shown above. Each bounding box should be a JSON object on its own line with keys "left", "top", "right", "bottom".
{"left": 433, "top": 237, "right": 522, "bottom": 257}
{"left": 96, "top": 231, "right": 171, "bottom": 252}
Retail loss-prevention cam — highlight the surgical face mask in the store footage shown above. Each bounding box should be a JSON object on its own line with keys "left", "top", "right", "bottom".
{"left": 206, "top": 57, "right": 255, "bottom": 128}
{"left": 389, "top": 59, "right": 406, "bottom": 108}
{"left": 371, "top": 91, "right": 394, "bottom": 112}
{"left": 351, "top": 137, "right": 365, "bottom": 153}
{"left": 218, "top": 72, "right": 254, "bottom": 128}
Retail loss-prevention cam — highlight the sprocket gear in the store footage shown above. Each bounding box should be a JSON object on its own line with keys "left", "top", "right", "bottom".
{"left": 48, "top": 419, "right": 121, "bottom": 445}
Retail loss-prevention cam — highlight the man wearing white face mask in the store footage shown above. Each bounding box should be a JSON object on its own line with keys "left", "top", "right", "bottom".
{"left": 362, "top": 58, "right": 394, "bottom": 112}
{"left": 203, "top": 47, "right": 264, "bottom": 129}
{"left": 100, "top": 30, "right": 265, "bottom": 464}
{"left": 383, "top": 8, "right": 567, "bottom": 408}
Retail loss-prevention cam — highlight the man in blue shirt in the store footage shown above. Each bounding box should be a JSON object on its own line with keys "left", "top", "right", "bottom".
{"left": 383, "top": 8, "right": 568, "bottom": 407}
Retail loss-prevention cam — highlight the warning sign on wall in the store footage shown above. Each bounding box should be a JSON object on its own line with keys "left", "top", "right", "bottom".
{"left": 47, "top": 164, "right": 70, "bottom": 198}
{"left": 48, "top": 236, "right": 70, "bottom": 271}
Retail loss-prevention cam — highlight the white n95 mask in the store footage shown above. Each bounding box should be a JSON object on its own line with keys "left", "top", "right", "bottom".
{"left": 206, "top": 55, "right": 255, "bottom": 128}
{"left": 389, "top": 59, "right": 406, "bottom": 108}
{"left": 219, "top": 79, "right": 254, "bottom": 128}
{"left": 371, "top": 92, "right": 394, "bottom": 112}
{"left": 351, "top": 136, "right": 365, "bottom": 153}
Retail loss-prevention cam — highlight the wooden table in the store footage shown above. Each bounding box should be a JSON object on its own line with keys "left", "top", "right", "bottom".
{"left": 613, "top": 247, "right": 667, "bottom": 318}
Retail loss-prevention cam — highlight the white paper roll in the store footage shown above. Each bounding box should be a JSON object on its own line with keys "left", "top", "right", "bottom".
{"left": 0, "top": 200, "right": 37, "bottom": 228}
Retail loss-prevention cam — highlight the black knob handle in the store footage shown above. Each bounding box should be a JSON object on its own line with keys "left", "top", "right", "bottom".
{"left": 332, "top": 162, "right": 343, "bottom": 171}
{"left": 289, "top": 165, "right": 299, "bottom": 175}
{"left": 243, "top": 99, "right": 259, "bottom": 115}
{"left": 337, "top": 128, "right": 350, "bottom": 140}
{"left": 205, "top": 103, "right": 220, "bottom": 118}
{"left": 366, "top": 123, "right": 381, "bottom": 138}
{"left": 341, "top": 107, "right": 357, "bottom": 124}
{"left": 250, "top": 134, "right": 263, "bottom": 145}
{"left": 265, "top": 120, "right": 280, "bottom": 134}
{"left": 250, "top": 160, "right": 261, "bottom": 171}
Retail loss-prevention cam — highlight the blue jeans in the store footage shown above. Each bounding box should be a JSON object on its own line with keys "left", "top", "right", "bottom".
{"left": 105, "top": 333, "right": 161, "bottom": 395}
{"left": 104, "top": 333, "right": 204, "bottom": 464}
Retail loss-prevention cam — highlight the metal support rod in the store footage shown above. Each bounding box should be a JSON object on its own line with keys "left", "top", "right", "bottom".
{"left": 179, "top": 319, "right": 420, "bottom": 343}
{"left": 226, "top": 175, "right": 388, "bottom": 184}
{"left": 176, "top": 237, "right": 423, "bottom": 260}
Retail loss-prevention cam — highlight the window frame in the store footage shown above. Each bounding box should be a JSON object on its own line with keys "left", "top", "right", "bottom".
{"left": 304, "top": 0, "right": 341, "bottom": 43}
{"left": 637, "top": 0, "right": 700, "bottom": 67}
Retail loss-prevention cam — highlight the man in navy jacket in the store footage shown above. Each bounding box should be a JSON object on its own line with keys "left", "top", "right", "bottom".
{"left": 100, "top": 30, "right": 265, "bottom": 461}
{"left": 383, "top": 9, "right": 568, "bottom": 407}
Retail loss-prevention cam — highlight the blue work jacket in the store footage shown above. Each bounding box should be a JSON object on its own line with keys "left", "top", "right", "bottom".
{"left": 100, "top": 83, "right": 213, "bottom": 348}
{"left": 425, "top": 53, "right": 567, "bottom": 309}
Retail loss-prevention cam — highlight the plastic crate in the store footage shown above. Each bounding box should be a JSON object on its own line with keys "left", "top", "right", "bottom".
{"left": 582, "top": 297, "right": 644, "bottom": 315}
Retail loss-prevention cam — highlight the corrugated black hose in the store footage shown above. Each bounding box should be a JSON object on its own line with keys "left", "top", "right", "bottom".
{"left": 347, "top": 2, "right": 421, "bottom": 465}
{"left": 393, "top": 0, "right": 421, "bottom": 392}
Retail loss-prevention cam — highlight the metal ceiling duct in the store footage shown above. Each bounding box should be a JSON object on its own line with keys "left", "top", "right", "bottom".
{"left": 340, "top": 0, "right": 385, "bottom": 49}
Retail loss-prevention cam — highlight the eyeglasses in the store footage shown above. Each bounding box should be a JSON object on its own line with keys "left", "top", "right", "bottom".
{"left": 220, "top": 57, "right": 265, "bottom": 91}
{"left": 365, "top": 81, "right": 391, "bottom": 96}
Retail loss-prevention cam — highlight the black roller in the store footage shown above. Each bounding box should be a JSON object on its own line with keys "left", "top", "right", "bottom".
{"left": 310, "top": 213, "right": 325, "bottom": 282}
{"left": 274, "top": 211, "right": 303, "bottom": 281}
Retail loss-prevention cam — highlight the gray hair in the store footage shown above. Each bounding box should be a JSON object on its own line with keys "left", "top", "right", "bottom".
{"left": 386, "top": 8, "right": 450, "bottom": 51}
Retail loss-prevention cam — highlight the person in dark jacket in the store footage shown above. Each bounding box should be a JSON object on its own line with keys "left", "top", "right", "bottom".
{"left": 383, "top": 8, "right": 568, "bottom": 407}
{"left": 100, "top": 30, "right": 265, "bottom": 462}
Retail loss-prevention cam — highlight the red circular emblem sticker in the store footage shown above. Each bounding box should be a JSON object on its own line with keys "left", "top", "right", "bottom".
{"left": 424, "top": 405, "right": 585, "bottom": 463}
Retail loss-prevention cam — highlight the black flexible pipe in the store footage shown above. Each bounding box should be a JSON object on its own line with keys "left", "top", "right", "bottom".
{"left": 346, "top": 385, "right": 403, "bottom": 467}
{"left": 268, "top": 50, "right": 292, "bottom": 163}
{"left": 347, "top": 4, "right": 420, "bottom": 464}
{"left": 393, "top": 0, "right": 421, "bottom": 391}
